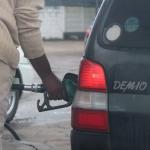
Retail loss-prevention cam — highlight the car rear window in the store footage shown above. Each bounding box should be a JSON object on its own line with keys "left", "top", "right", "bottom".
{"left": 98, "top": 0, "right": 150, "bottom": 49}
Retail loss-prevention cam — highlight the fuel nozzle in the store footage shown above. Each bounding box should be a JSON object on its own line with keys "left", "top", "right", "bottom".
{"left": 37, "top": 73, "right": 77, "bottom": 112}
{"left": 12, "top": 73, "right": 78, "bottom": 112}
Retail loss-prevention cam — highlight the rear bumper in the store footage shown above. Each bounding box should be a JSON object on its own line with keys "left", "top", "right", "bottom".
{"left": 71, "top": 129, "right": 110, "bottom": 150}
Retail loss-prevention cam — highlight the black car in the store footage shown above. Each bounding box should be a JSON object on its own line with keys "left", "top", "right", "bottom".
{"left": 71, "top": 0, "right": 150, "bottom": 150}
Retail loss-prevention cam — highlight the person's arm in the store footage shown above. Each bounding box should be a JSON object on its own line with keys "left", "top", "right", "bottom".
{"left": 29, "top": 55, "right": 66, "bottom": 99}
{"left": 15, "top": 0, "right": 66, "bottom": 99}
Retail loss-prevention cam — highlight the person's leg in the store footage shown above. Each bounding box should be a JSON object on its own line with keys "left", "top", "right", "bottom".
{"left": 0, "top": 61, "right": 15, "bottom": 150}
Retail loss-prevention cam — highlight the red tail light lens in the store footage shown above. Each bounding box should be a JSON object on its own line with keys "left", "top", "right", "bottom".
{"left": 79, "top": 59, "right": 107, "bottom": 92}
{"left": 72, "top": 58, "right": 109, "bottom": 132}
{"left": 72, "top": 108, "right": 109, "bottom": 132}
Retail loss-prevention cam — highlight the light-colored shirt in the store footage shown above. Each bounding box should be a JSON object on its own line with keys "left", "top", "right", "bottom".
{"left": 0, "top": 0, "right": 45, "bottom": 68}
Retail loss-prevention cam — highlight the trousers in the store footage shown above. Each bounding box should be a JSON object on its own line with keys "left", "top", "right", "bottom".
{"left": 0, "top": 61, "right": 15, "bottom": 150}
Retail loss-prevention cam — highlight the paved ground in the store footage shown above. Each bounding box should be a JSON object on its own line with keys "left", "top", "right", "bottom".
{"left": 3, "top": 40, "right": 84, "bottom": 150}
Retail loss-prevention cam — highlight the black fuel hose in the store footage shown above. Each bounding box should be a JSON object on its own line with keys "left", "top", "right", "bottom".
{"left": 4, "top": 123, "right": 21, "bottom": 141}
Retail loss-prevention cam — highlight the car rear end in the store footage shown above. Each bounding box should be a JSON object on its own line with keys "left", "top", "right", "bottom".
{"left": 71, "top": 0, "right": 150, "bottom": 150}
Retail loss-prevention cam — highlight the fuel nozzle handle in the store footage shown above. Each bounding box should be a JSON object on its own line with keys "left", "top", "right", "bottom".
{"left": 12, "top": 73, "right": 78, "bottom": 112}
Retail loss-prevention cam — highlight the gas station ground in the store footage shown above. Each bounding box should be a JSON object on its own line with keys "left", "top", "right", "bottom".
{"left": 3, "top": 40, "right": 84, "bottom": 150}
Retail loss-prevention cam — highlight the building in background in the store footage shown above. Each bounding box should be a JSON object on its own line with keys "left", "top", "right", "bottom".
{"left": 40, "top": 0, "right": 102, "bottom": 40}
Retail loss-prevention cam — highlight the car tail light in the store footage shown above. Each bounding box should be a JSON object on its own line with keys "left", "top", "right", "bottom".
{"left": 79, "top": 59, "right": 107, "bottom": 92}
{"left": 72, "top": 108, "right": 108, "bottom": 132}
{"left": 72, "top": 59, "right": 109, "bottom": 132}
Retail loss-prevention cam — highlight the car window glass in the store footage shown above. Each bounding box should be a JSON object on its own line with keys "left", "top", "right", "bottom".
{"left": 98, "top": 0, "right": 150, "bottom": 49}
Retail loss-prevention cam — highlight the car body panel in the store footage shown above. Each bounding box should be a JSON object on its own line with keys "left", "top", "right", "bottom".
{"left": 71, "top": 130, "right": 110, "bottom": 150}
{"left": 109, "top": 94, "right": 150, "bottom": 150}
{"left": 71, "top": 0, "right": 150, "bottom": 149}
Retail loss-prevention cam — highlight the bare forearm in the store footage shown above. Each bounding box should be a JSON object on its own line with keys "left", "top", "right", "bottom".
{"left": 29, "top": 54, "right": 52, "bottom": 81}
{"left": 29, "top": 54, "right": 66, "bottom": 99}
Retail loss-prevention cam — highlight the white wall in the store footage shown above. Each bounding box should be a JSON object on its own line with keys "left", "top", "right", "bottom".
{"left": 39, "top": 7, "right": 65, "bottom": 40}
{"left": 39, "top": 6, "right": 96, "bottom": 39}
{"left": 83, "top": 7, "right": 96, "bottom": 29}
{"left": 65, "top": 7, "right": 84, "bottom": 32}
{"left": 65, "top": 7, "right": 96, "bottom": 33}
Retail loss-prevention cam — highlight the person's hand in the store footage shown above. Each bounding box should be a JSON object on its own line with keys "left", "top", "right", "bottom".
{"left": 42, "top": 73, "right": 67, "bottom": 100}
